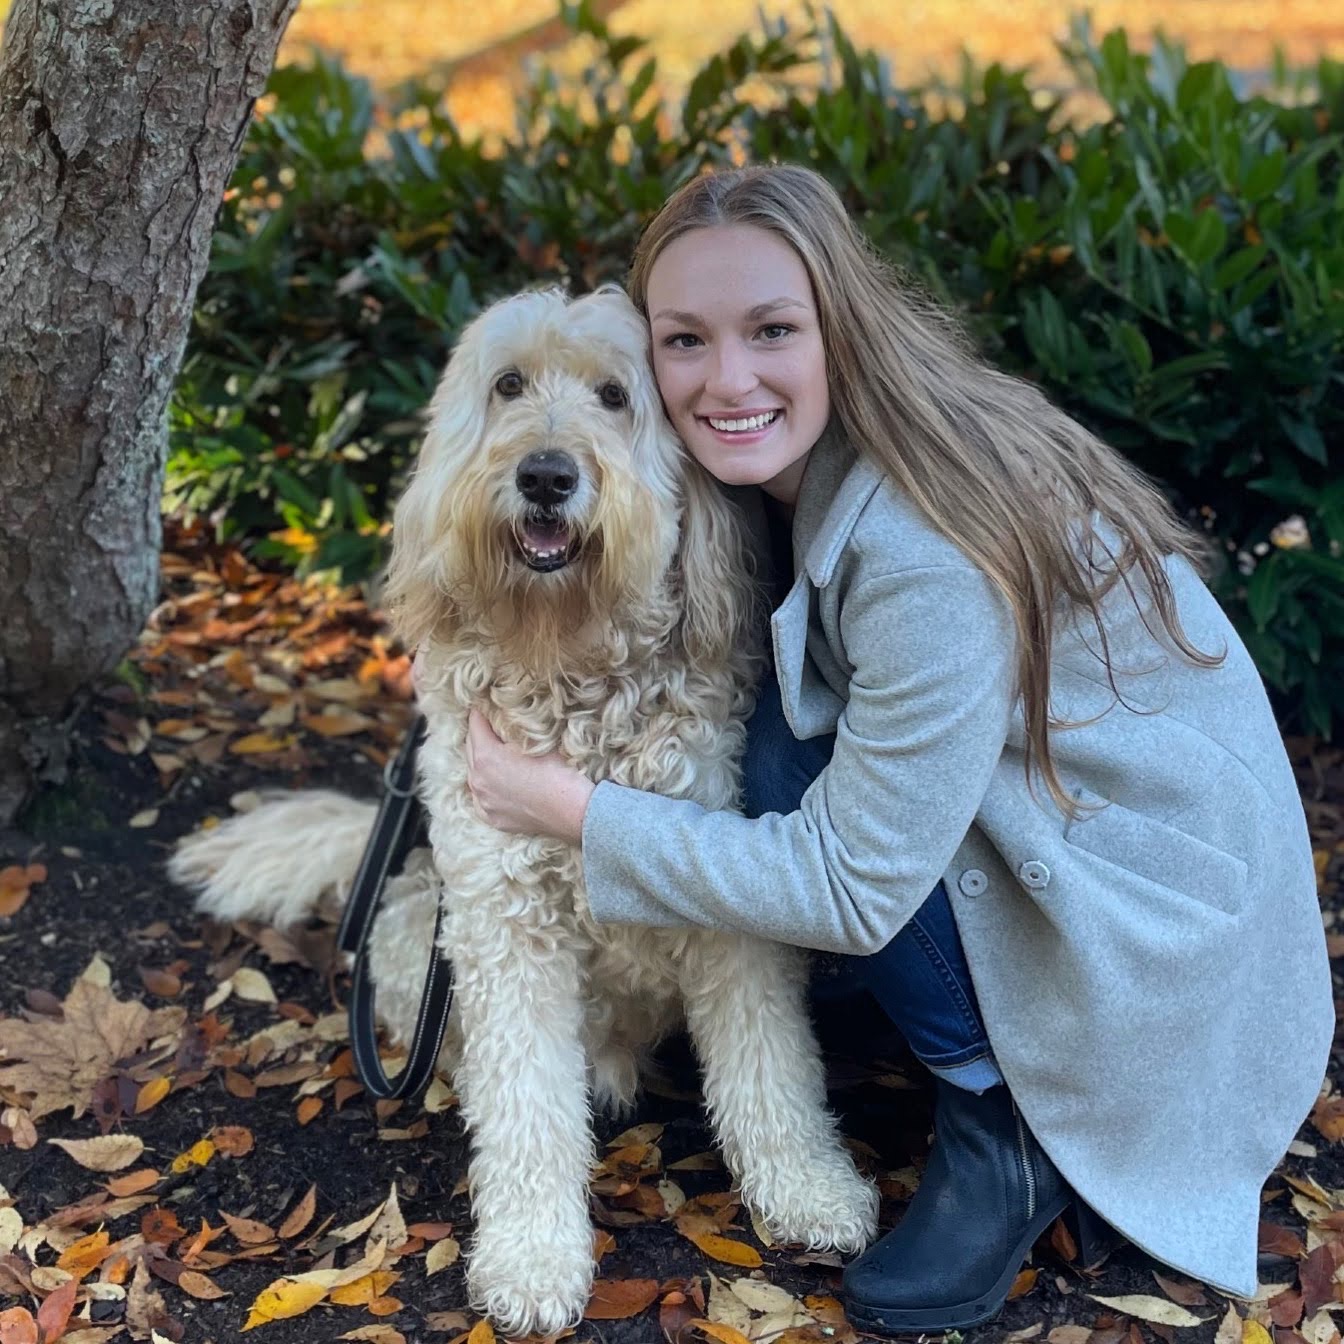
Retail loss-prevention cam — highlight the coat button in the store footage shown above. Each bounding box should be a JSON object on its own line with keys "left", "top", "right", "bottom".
{"left": 1018, "top": 860, "right": 1051, "bottom": 890}
{"left": 958, "top": 869, "right": 988, "bottom": 897}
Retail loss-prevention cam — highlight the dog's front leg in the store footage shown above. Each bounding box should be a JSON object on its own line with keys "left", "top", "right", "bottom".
{"left": 679, "top": 934, "right": 879, "bottom": 1254}
{"left": 449, "top": 903, "right": 596, "bottom": 1336}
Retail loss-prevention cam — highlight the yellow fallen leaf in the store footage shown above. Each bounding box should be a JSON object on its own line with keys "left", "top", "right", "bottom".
{"left": 56, "top": 1230, "right": 111, "bottom": 1279}
{"left": 170, "top": 1138, "right": 216, "bottom": 1174}
{"left": 681, "top": 1227, "right": 762, "bottom": 1268}
{"left": 467, "top": 1319, "right": 496, "bottom": 1344}
{"left": 692, "top": 1319, "right": 754, "bottom": 1344}
{"left": 48, "top": 1135, "right": 145, "bottom": 1172}
{"left": 229, "top": 732, "right": 296, "bottom": 756}
{"left": 1087, "top": 1294, "right": 1205, "bottom": 1327}
{"left": 1242, "top": 1322, "right": 1273, "bottom": 1344}
{"left": 301, "top": 710, "right": 375, "bottom": 737}
{"left": 135, "top": 1076, "right": 173, "bottom": 1114}
{"left": 329, "top": 1271, "right": 400, "bottom": 1307}
{"left": 242, "top": 1278, "right": 329, "bottom": 1329}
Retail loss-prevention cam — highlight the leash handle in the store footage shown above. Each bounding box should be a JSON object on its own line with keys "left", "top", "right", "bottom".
{"left": 337, "top": 715, "right": 454, "bottom": 1101}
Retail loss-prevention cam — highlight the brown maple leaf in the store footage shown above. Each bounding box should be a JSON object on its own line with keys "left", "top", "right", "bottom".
{"left": 0, "top": 977, "right": 186, "bottom": 1120}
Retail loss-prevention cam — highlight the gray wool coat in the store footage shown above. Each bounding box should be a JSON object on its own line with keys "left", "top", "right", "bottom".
{"left": 581, "top": 429, "right": 1334, "bottom": 1297}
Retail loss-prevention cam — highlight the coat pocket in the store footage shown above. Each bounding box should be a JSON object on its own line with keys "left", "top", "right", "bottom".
{"left": 1064, "top": 789, "right": 1249, "bottom": 917}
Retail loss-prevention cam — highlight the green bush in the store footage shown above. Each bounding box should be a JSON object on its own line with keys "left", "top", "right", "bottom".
{"left": 167, "top": 3, "right": 1343, "bottom": 737}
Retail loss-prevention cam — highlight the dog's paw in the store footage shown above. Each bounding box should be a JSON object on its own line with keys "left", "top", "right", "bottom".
{"left": 468, "top": 1233, "right": 595, "bottom": 1336}
{"left": 749, "top": 1154, "right": 880, "bottom": 1256}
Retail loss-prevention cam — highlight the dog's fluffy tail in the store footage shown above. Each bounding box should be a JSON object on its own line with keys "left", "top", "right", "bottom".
{"left": 168, "top": 790, "right": 377, "bottom": 928}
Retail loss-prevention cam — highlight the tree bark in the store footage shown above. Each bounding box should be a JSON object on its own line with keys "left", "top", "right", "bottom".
{"left": 0, "top": 0, "right": 299, "bottom": 825}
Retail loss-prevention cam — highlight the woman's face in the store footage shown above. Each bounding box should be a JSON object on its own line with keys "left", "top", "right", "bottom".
{"left": 645, "top": 224, "right": 830, "bottom": 507}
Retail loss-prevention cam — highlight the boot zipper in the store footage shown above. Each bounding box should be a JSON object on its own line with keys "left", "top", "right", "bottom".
{"left": 1014, "top": 1104, "right": 1037, "bottom": 1220}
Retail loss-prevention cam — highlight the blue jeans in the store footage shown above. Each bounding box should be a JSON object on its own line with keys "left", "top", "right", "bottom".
{"left": 742, "top": 671, "right": 1004, "bottom": 1093}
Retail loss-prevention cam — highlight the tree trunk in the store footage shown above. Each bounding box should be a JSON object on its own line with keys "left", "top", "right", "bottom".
{"left": 0, "top": 0, "right": 299, "bottom": 826}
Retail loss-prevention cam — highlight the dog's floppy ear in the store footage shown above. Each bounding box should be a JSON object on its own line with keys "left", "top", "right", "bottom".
{"left": 381, "top": 320, "right": 492, "bottom": 650}
{"left": 675, "top": 460, "right": 759, "bottom": 668}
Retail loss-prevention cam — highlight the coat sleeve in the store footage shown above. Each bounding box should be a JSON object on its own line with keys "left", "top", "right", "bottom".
{"left": 581, "top": 564, "right": 1019, "bottom": 955}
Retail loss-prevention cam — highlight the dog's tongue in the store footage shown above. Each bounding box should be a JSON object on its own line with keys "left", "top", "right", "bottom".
{"left": 524, "top": 518, "right": 570, "bottom": 550}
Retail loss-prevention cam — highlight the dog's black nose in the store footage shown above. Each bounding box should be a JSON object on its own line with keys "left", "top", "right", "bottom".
{"left": 516, "top": 451, "right": 578, "bottom": 507}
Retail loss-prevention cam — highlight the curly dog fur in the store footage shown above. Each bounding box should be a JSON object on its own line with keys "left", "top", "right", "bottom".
{"left": 170, "top": 286, "right": 878, "bottom": 1334}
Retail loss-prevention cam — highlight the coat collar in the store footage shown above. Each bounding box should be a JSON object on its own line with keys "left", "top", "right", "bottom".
{"left": 791, "top": 421, "right": 885, "bottom": 587}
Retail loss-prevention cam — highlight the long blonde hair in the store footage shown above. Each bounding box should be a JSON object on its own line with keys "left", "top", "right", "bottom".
{"left": 627, "top": 163, "right": 1223, "bottom": 817}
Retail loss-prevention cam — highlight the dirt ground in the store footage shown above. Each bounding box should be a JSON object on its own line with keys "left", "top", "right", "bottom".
{"left": 1, "top": 529, "right": 1342, "bottom": 1344}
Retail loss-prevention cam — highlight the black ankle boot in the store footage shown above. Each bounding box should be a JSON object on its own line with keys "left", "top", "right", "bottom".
{"left": 842, "top": 1079, "right": 1107, "bottom": 1335}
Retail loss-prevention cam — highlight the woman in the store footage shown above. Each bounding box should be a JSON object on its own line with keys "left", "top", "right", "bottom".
{"left": 463, "top": 163, "right": 1333, "bottom": 1332}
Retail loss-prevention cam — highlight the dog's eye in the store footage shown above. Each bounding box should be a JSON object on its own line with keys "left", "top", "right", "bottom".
{"left": 598, "top": 381, "right": 628, "bottom": 410}
{"left": 495, "top": 369, "right": 525, "bottom": 398}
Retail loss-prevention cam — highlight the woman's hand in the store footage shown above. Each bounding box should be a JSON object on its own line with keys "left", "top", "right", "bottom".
{"left": 465, "top": 708, "right": 596, "bottom": 845}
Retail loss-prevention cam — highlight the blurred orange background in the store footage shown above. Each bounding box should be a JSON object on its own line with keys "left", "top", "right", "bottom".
{"left": 281, "top": 0, "right": 1344, "bottom": 135}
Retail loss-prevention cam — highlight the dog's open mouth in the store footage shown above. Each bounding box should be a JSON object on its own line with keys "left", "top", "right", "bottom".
{"left": 513, "top": 512, "right": 581, "bottom": 572}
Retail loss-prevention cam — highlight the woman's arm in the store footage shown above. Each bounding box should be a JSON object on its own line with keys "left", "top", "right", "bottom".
{"left": 584, "top": 564, "right": 1017, "bottom": 953}
{"left": 466, "top": 563, "right": 1018, "bottom": 956}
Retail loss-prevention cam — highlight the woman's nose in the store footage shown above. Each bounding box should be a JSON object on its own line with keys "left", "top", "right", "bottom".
{"left": 705, "top": 344, "right": 757, "bottom": 400}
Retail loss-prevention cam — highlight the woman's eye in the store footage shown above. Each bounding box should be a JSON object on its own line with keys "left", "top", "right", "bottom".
{"left": 598, "top": 380, "right": 628, "bottom": 409}
{"left": 495, "top": 369, "right": 524, "bottom": 397}
{"left": 760, "top": 324, "right": 793, "bottom": 340}
{"left": 664, "top": 333, "right": 701, "bottom": 350}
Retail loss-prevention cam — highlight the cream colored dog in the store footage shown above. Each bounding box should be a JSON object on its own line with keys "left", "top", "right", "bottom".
{"left": 170, "top": 287, "right": 878, "bottom": 1334}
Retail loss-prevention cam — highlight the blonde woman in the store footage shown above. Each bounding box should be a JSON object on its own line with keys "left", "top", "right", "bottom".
{"left": 462, "top": 163, "right": 1332, "bottom": 1332}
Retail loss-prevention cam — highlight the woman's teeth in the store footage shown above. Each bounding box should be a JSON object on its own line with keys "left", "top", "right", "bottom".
{"left": 707, "top": 411, "right": 779, "bottom": 433}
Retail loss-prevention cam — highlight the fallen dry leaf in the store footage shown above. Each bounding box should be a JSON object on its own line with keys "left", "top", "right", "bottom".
{"left": 169, "top": 1138, "right": 215, "bottom": 1174}
{"left": 178, "top": 1269, "right": 229, "bottom": 1300}
{"left": 56, "top": 1229, "right": 111, "bottom": 1279}
{"left": 1087, "top": 1294, "right": 1206, "bottom": 1327}
{"left": 329, "top": 1270, "right": 401, "bottom": 1307}
{"left": 677, "top": 1216, "right": 762, "bottom": 1269}
{"left": 222, "top": 1212, "right": 277, "bottom": 1246}
{"left": 210, "top": 1125, "right": 255, "bottom": 1157}
{"left": 242, "top": 1278, "right": 328, "bottom": 1330}
{"left": 48, "top": 1135, "right": 146, "bottom": 1172}
{"left": 0, "top": 863, "right": 45, "bottom": 918}
{"left": 0, "top": 1306, "right": 39, "bottom": 1344}
{"left": 584, "top": 1278, "right": 661, "bottom": 1320}
{"left": 692, "top": 1319, "right": 754, "bottom": 1344}
{"left": 106, "top": 1169, "right": 160, "bottom": 1197}
{"left": 135, "top": 1076, "right": 173, "bottom": 1115}
{"left": 0, "top": 1208, "right": 23, "bottom": 1258}
{"left": 0, "top": 978, "right": 185, "bottom": 1120}
{"left": 231, "top": 967, "right": 278, "bottom": 1004}
{"left": 36, "top": 1277, "right": 78, "bottom": 1341}
{"left": 424, "top": 1237, "right": 460, "bottom": 1276}
{"left": 279, "top": 1184, "right": 318, "bottom": 1240}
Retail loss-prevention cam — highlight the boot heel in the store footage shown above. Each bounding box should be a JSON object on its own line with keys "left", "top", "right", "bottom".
{"left": 1063, "top": 1200, "right": 1123, "bottom": 1268}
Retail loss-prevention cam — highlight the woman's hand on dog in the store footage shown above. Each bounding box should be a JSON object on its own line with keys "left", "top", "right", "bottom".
{"left": 466, "top": 708, "right": 596, "bottom": 845}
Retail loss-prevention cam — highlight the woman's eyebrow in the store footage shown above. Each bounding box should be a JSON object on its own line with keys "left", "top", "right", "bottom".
{"left": 650, "top": 297, "right": 809, "bottom": 325}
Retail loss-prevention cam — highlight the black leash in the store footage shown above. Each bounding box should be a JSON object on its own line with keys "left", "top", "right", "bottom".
{"left": 336, "top": 714, "right": 454, "bottom": 1101}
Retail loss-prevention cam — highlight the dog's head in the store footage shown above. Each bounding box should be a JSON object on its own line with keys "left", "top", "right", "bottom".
{"left": 384, "top": 286, "right": 748, "bottom": 668}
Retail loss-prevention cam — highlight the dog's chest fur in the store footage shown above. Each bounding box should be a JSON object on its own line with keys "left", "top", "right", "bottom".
{"left": 415, "top": 634, "right": 749, "bottom": 977}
